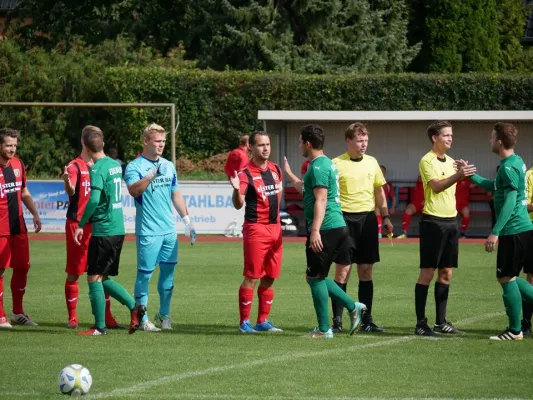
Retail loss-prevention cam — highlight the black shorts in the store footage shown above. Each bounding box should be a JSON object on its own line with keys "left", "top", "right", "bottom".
{"left": 497, "top": 231, "right": 532, "bottom": 278}
{"left": 334, "top": 211, "right": 379, "bottom": 265}
{"left": 419, "top": 214, "right": 459, "bottom": 269}
{"left": 87, "top": 235, "right": 125, "bottom": 276}
{"left": 306, "top": 226, "right": 354, "bottom": 278}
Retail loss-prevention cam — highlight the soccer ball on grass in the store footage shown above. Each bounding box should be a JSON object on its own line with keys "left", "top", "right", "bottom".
{"left": 58, "top": 364, "right": 92, "bottom": 396}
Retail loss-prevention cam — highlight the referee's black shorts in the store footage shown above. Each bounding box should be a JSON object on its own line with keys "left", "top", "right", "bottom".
{"left": 87, "top": 235, "right": 125, "bottom": 276}
{"left": 333, "top": 211, "right": 379, "bottom": 265}
{"left": 419, "top": 214, "right": 459, "bottom": 269}
{"left": 306, "top": 226, "right": 354, "bottom": 278}
{"left": 497, "top": 231, "right": 532, "bottom": 278}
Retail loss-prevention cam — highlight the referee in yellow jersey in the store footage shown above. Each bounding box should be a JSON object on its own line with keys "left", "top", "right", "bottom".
{"left": 414, "top": 121, "right": 476, "bottom": 336}
{"left": 331, "top": 122, "right": 393, "bottom": 333}
{"left": 521, "top": 166, "right": 533, "bottom": 335}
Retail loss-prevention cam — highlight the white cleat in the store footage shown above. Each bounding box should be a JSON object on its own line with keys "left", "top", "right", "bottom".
{"left": 0, "top": 316, "right": 13, "bottom": 328}
{"left": 155, "top": 312, "right": 172, "bottom": 330}
{"left": 10, "top": 312, "right": 38, "bottom": 326}
{"left": 139, "top": 320, "right": 161, "bottom": 332}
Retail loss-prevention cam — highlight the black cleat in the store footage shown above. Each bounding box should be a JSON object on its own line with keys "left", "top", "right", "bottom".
{"left": 331, "top": 317, "right": 343, "bottom": 333}
{"left": 415, "top": 318, "right": 435, "bottom": 336}
{"left": 361, "top": 321, "right": 386, "bottom": 333}
{"left": 434, "top": 320, "right": 464, "bottom": 334}
{"left": 521, "top": 319, "right": 531, "bottom": 337}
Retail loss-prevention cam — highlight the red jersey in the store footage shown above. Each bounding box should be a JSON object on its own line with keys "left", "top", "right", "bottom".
{"left": 238, "top": 161, "right": 283, "bottom": 224}
{"left": 224, "top": 147, "right": 249, "bottom": 179}
{"left": 410, "top": 176, "right": 424, "bottom": 205}
{"left": 0, "top": 156, "right": 27, "bottom": 236}
{"left": 383, "top": 182, "right": 395, "bottom": 202}
{"left": 456, "top": 178, "right": 471, "bottom": 204}
{"left": 301, "top": 160, "right": 310, "bottom": 176}
{"left": 66, "top": 157, "right": 92, "bottom": 222}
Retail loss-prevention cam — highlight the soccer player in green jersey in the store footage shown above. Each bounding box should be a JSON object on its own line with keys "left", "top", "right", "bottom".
{"left": 74, "top": 126, "right": 145, "bottom": 336}
{"left": 465, "top": 122, "right": 533, "bottom": 340}
{"left": 284, "top": 124, "right": 366, "bottom": 338}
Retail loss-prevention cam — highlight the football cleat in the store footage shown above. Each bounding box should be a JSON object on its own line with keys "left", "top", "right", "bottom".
{"left": 67, "top": 318, "right": 79, "bottom": 329}
{"left": 521, "top": 319, "right": 531, "bottom": 337}
{"left": 490, "top": 328, "right": 523, "bottom": 341}
{"left": 349, "top": 302, "right": 367, "bottom": 335}
{"left": 106, "top": 315, "right": 126, "bottom": 330}
{"left": 434, "top": 320, "right": 463, "bottom": 334}
{"left": 239, "top": 320, "right": 257, "bottom": 334}
{"left": 331, "top": 316, "right": 343, "bottom": 333}
{"left": 254, "top": 320, "right": 283, "bottom": 332}
{"left": 305, "top": 327, "right": 334, "bottom": 339}
{"left": 415, "top": 318, "right": 435, "bottom": 336}
{"left": 155, "top": 312, "right": 173, "bottom": 330}
{"left": 10, "top": 312, "right": 38, "bottom": 326}
{"left": 0, "top": 316, "right": 12, "bottom": 328}
{"left": 129, "top": 304, "right": 147, "bottom": 334}
{"left": 361, "top": 320, "right": 386, "bottom": 333}
{"left": 397, "top": 233, "right": 408, "bottom": 239}
{"left": 76, "top": 326, "right": 107, "bottom": 336}
{"left": 139, "top": 320, "right": 161, "bottom": 332}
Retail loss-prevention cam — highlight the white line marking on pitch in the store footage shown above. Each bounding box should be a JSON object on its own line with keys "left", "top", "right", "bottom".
{"left": 92, "top": 312, "right": 504, "bottom": 399}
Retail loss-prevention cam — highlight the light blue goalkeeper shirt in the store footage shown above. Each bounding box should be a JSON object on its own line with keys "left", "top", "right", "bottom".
{"left": 124, "top": 155, "right": 178, "bottom": 236}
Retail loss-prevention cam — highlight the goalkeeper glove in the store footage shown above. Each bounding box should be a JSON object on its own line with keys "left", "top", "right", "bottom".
{"left": 182, "top": 215, "right": 197, "bottom": 245}
{"left": 146, "top": 162, "right": 168, "bottom": 182}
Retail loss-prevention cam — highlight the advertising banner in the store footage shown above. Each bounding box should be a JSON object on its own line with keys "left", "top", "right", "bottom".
{"left": 24, "top": 181, "right": 245, "bottom": 234}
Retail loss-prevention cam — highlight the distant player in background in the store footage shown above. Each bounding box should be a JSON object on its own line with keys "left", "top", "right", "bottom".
{"left": 224, "top": 135, "right": 249, "bottom": 180}
{"left": 521, "top": 165, "right": 533, "bottom": 335}
{"left": 376, "top": 165, "right": 396, "bottom": 239}
{"left": 456, "top": 178, "right": 472, "bottom": 238}
{"left": 231, "top": 131, "right": 283, "bottom": 333}
{"left": 74, "top": 126, "right": 145, "bottom": 336}
{"left": 0, "top": 128, "right": 41, "bottom": 328}
{"left": 301, "top": 159, "right": 310, "bottom": 177}
{"left": 108, "top": 147, "right": 126, "bottom": 176}
{"left": 62, "top": 133, "right": 122, "bottom": 329}
{"left": 125, "top": 123, "right": 196, "bottom": 332}
{"left": 397, "top": 176, "right": 424, "bottom": 238}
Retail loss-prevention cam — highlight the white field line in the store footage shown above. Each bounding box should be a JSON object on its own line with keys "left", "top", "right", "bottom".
{"left": 91, "top": 312, "right": 505, "bottom": 399}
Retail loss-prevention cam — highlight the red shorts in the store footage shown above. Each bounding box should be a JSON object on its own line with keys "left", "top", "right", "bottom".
{"left": 65, "top": 219, "right": 92, "bottom": 275}
{"left": 0, "top": 234, "right": 30, "bottom": 270}
{"left": 242, "top": 223, "right": 283, "bottom": 279}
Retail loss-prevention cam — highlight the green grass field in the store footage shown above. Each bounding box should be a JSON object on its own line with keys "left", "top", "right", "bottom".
{"left": 1, "top": 240, "right": 530, "bottom": 399}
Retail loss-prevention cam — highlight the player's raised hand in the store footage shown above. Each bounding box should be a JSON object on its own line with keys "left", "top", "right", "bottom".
{"left": 61, "top": 166, "right": 70, "bottom": 182}
{"left": 230, "top": 171, "right": 240, "bottom": 190}
{"left": 74, "top": 227, "right": 84, "bottom": 245}
{"left": 283, "top": 156, "right": 293, "bottom": 175}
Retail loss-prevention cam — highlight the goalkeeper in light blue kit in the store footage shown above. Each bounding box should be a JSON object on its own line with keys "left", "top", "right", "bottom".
{"left": 125, "top": 123, "right": 196, "bottom": 332}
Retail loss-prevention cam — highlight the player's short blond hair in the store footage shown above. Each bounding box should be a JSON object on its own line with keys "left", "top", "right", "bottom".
{"left": 143, "top": 123, "right": 166, "bottom": 139}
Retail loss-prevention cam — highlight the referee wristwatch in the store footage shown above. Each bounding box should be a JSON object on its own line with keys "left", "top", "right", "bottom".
{"left": 382, "top": 215, "right": 391, "bottom": 221}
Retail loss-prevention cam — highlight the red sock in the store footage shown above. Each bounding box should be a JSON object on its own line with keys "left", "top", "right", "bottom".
{"left": 104, "top": 294, "right": 114, "bottom": 323}
{"left": 402, "top": 213, "right": 412, "bottom": 233}
{"left": 10, "top": 269, "right": 28, "bottom": 315}
{"left": 461, "top": 216, "right": 470, "bottom": 234}
{"left": 238, "top": 286, "right": 254, "bottom": 324}
{"left": 257, "top": 286, "right": 274, "bottom": 324}
{"left": 65, "top": 280, "right": 79, "bottom": 321}
{"left": 0, "top": 275, "right": 5, "bottom": 319}
{"left": 376, "top": 215, "right": 382, "bottom": 235}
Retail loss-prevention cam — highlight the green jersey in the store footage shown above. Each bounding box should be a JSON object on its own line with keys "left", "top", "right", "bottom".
{"left": 494, "top": 154, "right": 533, "bottom": 236}
{"left": 88, "top": 157, "right": 125, "bottom": 236}
{"left": 303, "top": 155, "right": 346, "bottom": 231}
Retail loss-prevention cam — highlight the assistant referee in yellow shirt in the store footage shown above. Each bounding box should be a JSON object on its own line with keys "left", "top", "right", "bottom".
{"left": 331, "top": 122, "right": 393, "bottom": 333}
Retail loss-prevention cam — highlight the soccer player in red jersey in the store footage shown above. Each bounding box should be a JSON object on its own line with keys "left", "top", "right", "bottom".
{"left": 230, "top": 131, "right": 283, "bottom": 333}
{"left": 375, "top": 165, "right": 396, "bottom": 238}
{"left": 0, "top": 128, "right": 41, "bottom": 328}
{"left": 224, "top": 135, "right": 249, "bottom": 180}
{"left": 62, "top": 133, "right": 121, "bottom": 329}
{"left": 301, "top": 159, "right": 310, "bottom": 177}
{"left": 398, "top": 176, "right": 425, "bottom": 238}
{"left": 456, "top": 177, "right": 472, "bottom": 238}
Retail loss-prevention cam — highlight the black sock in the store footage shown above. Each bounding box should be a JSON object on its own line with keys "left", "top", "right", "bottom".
{"left": 434, "top": 281, "right": 450, "bottom": 325}
{"left": 415, "top": 283, "right": 429, "bottom": 322}
{"left": 359, "top": 280, "right": 373, "bottom": 324}
{"left": 331, "top": 281, "right": 347, "bottom": 322}
{"left": 522, "top": 300, "right": 533, "bottom": 325}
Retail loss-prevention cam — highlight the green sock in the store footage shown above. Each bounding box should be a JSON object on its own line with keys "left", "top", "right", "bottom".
{"left": 102, "top": 279, "right": 135, "bottom": 310}
{"left": 515, "top": 277, "right": 533, "bottom": 304}
{"left": 88, "top": 281, "right": 106, "bottom": 330}
{"left": 325, "top": 278, "right": 355, "bottom": 313}
{"left": 501, "top": 280, "right": 522, "bottom": 333}
{"left": 307, "top": 277, "right": 331, "bottom": 332}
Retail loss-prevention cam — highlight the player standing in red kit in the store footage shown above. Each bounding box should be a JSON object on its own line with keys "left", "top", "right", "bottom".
{"left": 455, "top": 178, "right": 471, "bottom": 238}
{"left": 398, "top": 176, "right": 425, "bottom": 238}
{"left": 0, "top": 128, "right": 41, "bottom": 328}
{"left": 230, "top": 131, "right": 284, "bottom": 333}
{"left": 62, "top": 129, "right": 121, "bottom": 329}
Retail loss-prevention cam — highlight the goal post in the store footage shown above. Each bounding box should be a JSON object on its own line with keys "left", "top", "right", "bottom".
{"left": 0, "top": 102, "right": 179, "bottom": 165}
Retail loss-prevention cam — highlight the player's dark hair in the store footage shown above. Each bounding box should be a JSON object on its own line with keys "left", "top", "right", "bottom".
{"left": 0, "top": 128, "right": 20, "bottom": 144}
{"left": 345, "top": 122, "right": 368, "bottom": 140}
{"left": 427, "top": 121, "right": 452, "bottom": 143}
{"left": 300, "top": 124, "right": 325, "bottom": 150}
{"left": 249, "top": 131, "right": 268, "bottom": 146}
{"left": 82, "top": 125, "right": 104, "bottom": 152}
{"left": 493, "top": 122, "right": 517, "bottom": 149}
